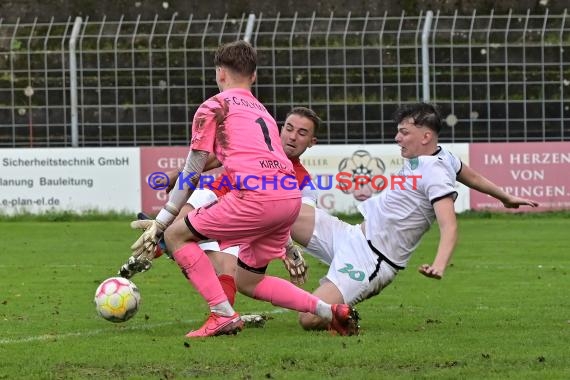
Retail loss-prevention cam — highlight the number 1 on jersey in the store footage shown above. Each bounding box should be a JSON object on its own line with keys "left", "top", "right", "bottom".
{"left": 255, "top": 117, "right": 274, "bottom": 151}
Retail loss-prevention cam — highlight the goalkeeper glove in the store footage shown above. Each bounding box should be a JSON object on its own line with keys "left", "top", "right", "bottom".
{"left": 283, "top": 240, "right": 308, "bottom": 285}
{"left": 118, "top": 255, "right": 152, "bottom": 279}
{"left": 130, "top": 219, "right": 167, "bottom": 262}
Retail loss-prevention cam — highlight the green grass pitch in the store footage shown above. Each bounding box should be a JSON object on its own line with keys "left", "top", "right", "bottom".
{"left": 0, "top": 213, "right": 568, "bottom": 379}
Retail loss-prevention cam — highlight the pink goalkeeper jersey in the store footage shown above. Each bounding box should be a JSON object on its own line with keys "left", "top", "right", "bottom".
{"left": 190, "top": 88, "right": 300, "bottom": 200}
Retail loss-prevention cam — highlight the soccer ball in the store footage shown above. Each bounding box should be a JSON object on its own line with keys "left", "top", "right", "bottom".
{"left": 94, "top": 277, "right": 141, "bottom": 323}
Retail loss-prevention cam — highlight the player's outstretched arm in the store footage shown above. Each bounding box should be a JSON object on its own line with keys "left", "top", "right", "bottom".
{"left": 419, "top": 196, "right": 457, "bottom": 280}
{"left": 161, "top": 169, "right": 180, "bottom": 194}
{"left": 159, "top": 153, "right": 220, "bottom": 194}
{"left": 129, "top": 150, "right": 209, "bottom": 263}
{"left": 457, "top": 163, "right": 539, "bottom": 209}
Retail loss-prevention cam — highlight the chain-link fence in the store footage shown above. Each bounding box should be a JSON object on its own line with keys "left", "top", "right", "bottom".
{"left": 1, "top": 10, "right": 569, "bottom": 147}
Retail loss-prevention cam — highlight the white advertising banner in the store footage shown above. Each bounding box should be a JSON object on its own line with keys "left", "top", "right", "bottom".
{"left": 300, "top": 143, "right": 470, "bottom": 214}
{"left": 0, "top": 148, "right": 140, "bottom": 214}
{"left": 0, "top": 144, "right": 470, "bottom": 215}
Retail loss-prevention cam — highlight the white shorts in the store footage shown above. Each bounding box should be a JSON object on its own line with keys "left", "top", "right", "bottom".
{"left": 188, "top": 189, "right": 239, "bottom": 257}
{"left": 188, "top": 188, "right": 218, "bottom": 209}
{"left": 306, "top": 208, "right": 398, "bottom": 305}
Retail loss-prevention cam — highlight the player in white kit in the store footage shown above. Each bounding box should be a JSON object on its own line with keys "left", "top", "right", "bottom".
{"left": 290, "top": 102, "right": 539, "bottom": 331}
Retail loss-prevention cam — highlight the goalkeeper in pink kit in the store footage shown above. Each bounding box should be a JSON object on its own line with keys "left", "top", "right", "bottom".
{"left": 129, "top": 40, "right": 358, "bottom": 338}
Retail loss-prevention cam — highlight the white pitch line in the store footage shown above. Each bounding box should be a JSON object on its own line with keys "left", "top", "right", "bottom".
{"left": 0, "top": 320, "right": 181, "bottom": 345}
{"left": 0, "top": 308, "right": 290, "bottom": 345}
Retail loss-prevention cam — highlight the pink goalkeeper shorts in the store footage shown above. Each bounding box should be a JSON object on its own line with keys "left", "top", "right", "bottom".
{"left": 186, "top": 191, "right": 301, "bottom": 269}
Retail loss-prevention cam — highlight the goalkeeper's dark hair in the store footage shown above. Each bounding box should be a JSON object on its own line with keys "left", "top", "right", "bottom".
{"left": 213, "top": 40, "right": 257, "bottom": 77}
{"left": 287, "top": 107, "right": 322, "bottom": 137}
{"left": 392, "top": 103, "right": 443, "bottom": 135}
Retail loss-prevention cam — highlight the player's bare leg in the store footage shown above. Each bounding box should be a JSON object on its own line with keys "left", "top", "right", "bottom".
{"left": 289, "top": 204, "right": 316, "bottom": 247}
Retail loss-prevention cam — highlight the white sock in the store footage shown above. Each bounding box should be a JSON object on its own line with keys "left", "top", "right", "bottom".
{"left": 211, "top": 301, "right": 235, "bottom": 317}
{"left": 315, "top": 300, "right": 333, "bottom": 322}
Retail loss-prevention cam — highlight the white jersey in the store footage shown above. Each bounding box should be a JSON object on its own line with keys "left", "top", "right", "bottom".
{"left": 358, "top": 146, "right": 461, "bottom": 268}
{"left": 300, "top": 177, "right": 319, "bottom": 207}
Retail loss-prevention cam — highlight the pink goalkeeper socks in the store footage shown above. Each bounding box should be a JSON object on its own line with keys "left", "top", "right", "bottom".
{"left": 173, "top": 242, "right": 228, "bottom": 307}
{"left": 252, "top": 275, "right": 319, "bottom": 313}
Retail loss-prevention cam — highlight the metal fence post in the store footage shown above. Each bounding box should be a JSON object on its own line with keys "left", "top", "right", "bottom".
{"left": 148, "top": 15, "right": 158, "bottom": 145}
{"left": 183, "top": 14, "right": 193, "bottom": 143}
{"left": 485, "top": 10, "right": 494, "bottom": 141}
{"left": 200, "top": 15, "right": 211, "bottom": 100}
{"left": 129, "top": 15, "right": 139, "bottom": 144}
{"left": 78, "top": 16, "right": 88, "bottom": 147}
{"left": 342, "top": 12, "right": 351, "bottom": 141}
{"left": 378, "top": 11, "right": 387, "bottom": 142}
{"left": 559, "top": 9, "right": 567, "bottom": 139}
{"left": 289, "top": 12, "right": 298, "bottom": 106}
{"left": 421, "top": 10, "right": 433, "bottom": 102}
{"left": 9, "top": 18, "right": 20, "bottom": 147}
{"left": 25, "top": 18, "right": 37, "bottom": 147}
{"left": 522, "top": 9, "right": 530, "bottom": 142}
{"left": 325, "top": 12, "right": 333, "bottom": 143}
{"left": 43, "top": 17, "right": 54, "bottom": 146}
{"left": 307, "top": 12, "right": 315, "bottom": 110}
{"left": 244, "top": 13, "right": 256, "bottom": 43}
{"left": 360, "top": 12, "right": 369, "bottom": 142}
{"left": 468, "top": 10, "right": 476, "bottom": 140}
{"left": 69, "top": 16, "right": 82, "bottom": 147}
{"left": 504, "top": 10, "right": 512, "bottom": 142}
{"left": 270, "top": 13, "right": 280, "bottom": 119}
{"left": 165, "top": 12, "right": 177, "bottom": 145}
{"left": 540, "top": 9, "right": 549, "bottom": 141}
{"left": 396, "top": 12, "right": 404, "bottom": 102}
